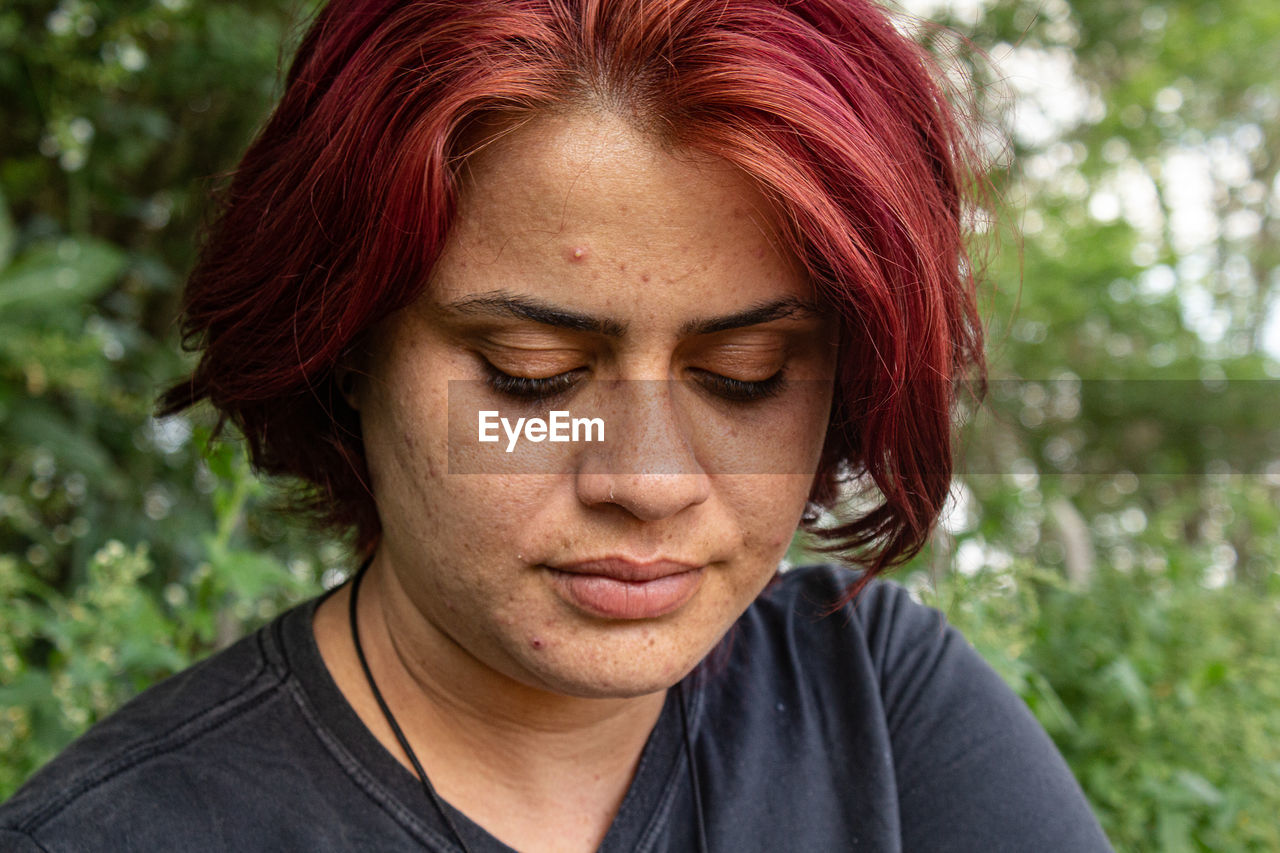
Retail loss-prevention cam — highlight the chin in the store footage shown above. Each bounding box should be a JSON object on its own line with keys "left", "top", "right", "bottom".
{"left": 539, "top": 671, "right": 690, "bottom": 701}
{"left": 514, "top": 638, "right": 709, "bottom": 700}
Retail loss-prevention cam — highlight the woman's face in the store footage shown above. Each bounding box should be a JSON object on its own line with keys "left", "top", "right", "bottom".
{"left": 357, "top": 110, "right": 837, "bottom": 698}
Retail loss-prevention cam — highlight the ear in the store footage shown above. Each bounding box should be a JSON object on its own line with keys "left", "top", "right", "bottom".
{"left": 335, "top": 364, "right": 361, "bottom": 410}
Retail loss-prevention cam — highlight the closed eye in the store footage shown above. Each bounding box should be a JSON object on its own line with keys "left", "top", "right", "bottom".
{"left": 689, "top": 368, "right": 786, "bottom": 402}
{"left": 483, "top": 362, "right": 585, "bottom": 401}
{"left": 483, "top": 362, "right": 785, "bottom": 403}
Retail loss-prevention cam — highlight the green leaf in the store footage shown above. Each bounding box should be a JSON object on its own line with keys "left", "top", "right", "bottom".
{"left": 5, "top": 400, "right": 124, "bottom": 492}
{"left": 1199, "top": 659, "right": 1228, "bottom": 688}
{"left": 0, "top": 238, "right": 126, "bottom": 314}
{"left": 216, "top": 549, "right": 291, "bottom": 600}
{"left": 1103, "top": 657, "right": 1151, "bottom": 717}
{"left": 0, "top": 670, "right": 55, "bottom": 713}
{"left": 1174, "top": 770, "right": 1225, "bottom": 807}
{"left": 1155, "top": 809, "right": 1195, "bottom": 853}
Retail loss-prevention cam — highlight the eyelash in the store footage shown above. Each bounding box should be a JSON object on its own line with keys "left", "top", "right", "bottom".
{"left": 482, "top": 363, "right": 786, "bottom": 403}
{"left": 690, "top": 368, "right": 787, "bottom": 402}
{"left": 484, "top": 365, "right": 585, "bottom": 400}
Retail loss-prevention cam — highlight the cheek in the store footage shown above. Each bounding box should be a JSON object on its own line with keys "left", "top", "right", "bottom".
{"left": 731, "top": 394, "right": 831, "bottom": 543}
{"left": 363, "top": 412, "right": 442, "bottom": 532}
{"left": 360, "top": 355, "right": 448, "bottom": 485}
{"left": 722, "top": 474, "right": 815, "bottom": 554}
{"left": 370, "top": 441, "right": 561, "bottom": 584}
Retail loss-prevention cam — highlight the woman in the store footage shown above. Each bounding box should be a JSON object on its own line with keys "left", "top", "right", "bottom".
{"left": 0, "top": 0, "right": 1112, "bottom": 850}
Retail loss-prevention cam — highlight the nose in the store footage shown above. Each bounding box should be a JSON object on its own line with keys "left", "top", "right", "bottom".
{"left": 574, "top": 381, "right": 711, "bottom": 520}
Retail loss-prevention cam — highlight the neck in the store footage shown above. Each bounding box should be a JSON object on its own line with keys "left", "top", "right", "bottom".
{"left": 314, "top": 560, "right": 668, "bottom": 852}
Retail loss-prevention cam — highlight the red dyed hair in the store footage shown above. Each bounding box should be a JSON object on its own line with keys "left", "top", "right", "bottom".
{"left": 160, "top": 0, "right": 986, "bottom": 579}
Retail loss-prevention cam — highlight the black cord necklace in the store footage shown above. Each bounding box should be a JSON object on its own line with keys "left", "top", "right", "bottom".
{"left": 347, "top": 563, "right": 709, "bottom": 853}
{"left": 349, "top": 562, "right": 474, "bottom": 853}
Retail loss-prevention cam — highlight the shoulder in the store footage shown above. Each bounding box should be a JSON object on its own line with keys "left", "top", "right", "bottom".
{"left": 718, "top": 564, "right": 1113, "bottom": 851}
{"left": 0, "top": 604, "right": 311, "bottom": 848}
{"left": 746, "top": 562, "right": 936, "bottom": 631}
{"left": 744, "top": 564, "right": 1010, "bottom": 751}
{"left": 733, "top": 563, "right": 947, "bottom": 676}
{"left": 718, "top": 563, "right": 964, "bottom": 724}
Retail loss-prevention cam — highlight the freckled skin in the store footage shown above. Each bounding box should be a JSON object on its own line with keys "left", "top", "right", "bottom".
{"left": 352, "top": 110, "right": 836, "bottom": 700}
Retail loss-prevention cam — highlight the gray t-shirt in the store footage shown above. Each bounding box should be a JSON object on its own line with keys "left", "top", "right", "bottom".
{"left": 0, "top": 565, "right": 1112, "bottom": 851}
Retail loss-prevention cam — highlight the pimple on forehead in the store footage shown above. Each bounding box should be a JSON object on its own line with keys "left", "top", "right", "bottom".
{"left": 566, "top": 245, "right": 589, "bottom": 262}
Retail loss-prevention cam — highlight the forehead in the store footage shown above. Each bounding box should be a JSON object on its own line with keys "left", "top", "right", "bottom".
{"left": 430, "top": 110, "right": 808, "bottom": 315}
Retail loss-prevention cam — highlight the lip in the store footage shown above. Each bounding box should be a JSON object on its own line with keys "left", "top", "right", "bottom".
{"left": 544, "top": 558, "right": 704, "bottom": 620}
{"left": 550, "top": 557, "right": 701, "bottom": 582}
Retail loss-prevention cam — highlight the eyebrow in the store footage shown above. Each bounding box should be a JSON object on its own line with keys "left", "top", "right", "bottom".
{"left": 441, "top": 291, "right": 822, "bottom": 337}
{"left": 680, "top": 296, "right": 824, "bottom": 336}
{"left": 444, "top": 292, "right": 628, "bottom": 336}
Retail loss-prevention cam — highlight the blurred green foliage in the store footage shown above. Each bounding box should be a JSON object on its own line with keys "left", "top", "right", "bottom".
{"left": 2, "top": 0, "right": 1278, "bottom": 850}
{"left": 0, "top": 0, "right": 339, "bottom": 796}
{"left": 899, "top": 0, "right": 1280, "bottom": 848}
{"left": 913, "top": 541, "right": 1280, "bottom": 851}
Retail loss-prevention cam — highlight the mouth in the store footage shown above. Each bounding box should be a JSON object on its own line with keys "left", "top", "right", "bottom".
{"left": 543, "top": 558, "right": 705, "bottom": 620}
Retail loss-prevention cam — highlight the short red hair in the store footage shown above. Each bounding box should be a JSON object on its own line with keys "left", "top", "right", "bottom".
{"left": 160, "top": 0, "right": 985, "bottom": 579}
